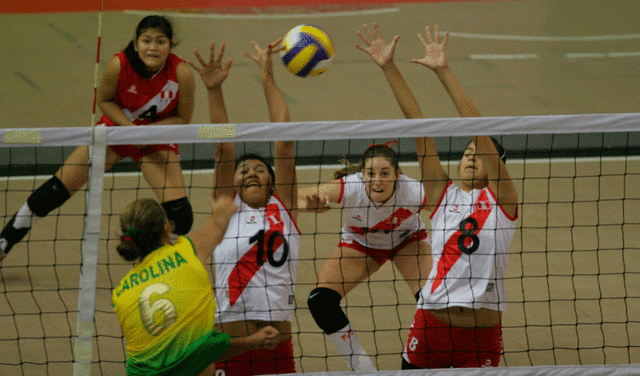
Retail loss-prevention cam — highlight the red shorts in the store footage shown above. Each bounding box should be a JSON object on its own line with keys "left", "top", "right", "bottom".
{"left": 109, "top": 143, "right": 179, "bottom": 164}
{"left": 339, "top": 230, "right": 429, "bottom": 266}
{"left": 215, "top": 337, "right": 295, "bottom": 376}
{"left": 100, "top": 119, "right": 179, "bottom": 163}
{"left": 403, "top": 309, "right": 502, "bottom": 368}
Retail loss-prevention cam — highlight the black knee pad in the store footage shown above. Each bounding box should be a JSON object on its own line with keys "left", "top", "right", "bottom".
{"left": 162, "top": 197, "right": 193, "bottom": 235}
{"left": 307, "top": 287, "right": 350, "bottom": 335}
{"left": 27, "top": 176, "right": 71, "bottom": 217}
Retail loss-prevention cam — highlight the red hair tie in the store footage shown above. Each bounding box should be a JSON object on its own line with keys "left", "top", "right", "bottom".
{"left": 121, "top": 236, "right": 134, "bottom": 243}
{"left": 367, "top": 140, "right": 398, "bottom": 150}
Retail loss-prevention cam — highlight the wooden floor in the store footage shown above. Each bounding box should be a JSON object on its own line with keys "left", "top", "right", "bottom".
{"left": 1, "top": 0, "right": 640, "bottom": 374}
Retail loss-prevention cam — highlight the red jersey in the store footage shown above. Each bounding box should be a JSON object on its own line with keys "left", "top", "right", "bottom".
{"left": 99, "top": 52, "right": 183, "bottom": 126}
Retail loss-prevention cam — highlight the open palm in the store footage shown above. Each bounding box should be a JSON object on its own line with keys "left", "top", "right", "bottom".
{"left": 189, "top": 41, "right": 232, "bottom": 89}
{"left": 355, "top": 23, "right": 400, "bottom": 68}
{"left": 411, "top": 25, "right": 449, "bottom": 71}
{"left": 246, "top": 38, "right": 285, "bottom": 78}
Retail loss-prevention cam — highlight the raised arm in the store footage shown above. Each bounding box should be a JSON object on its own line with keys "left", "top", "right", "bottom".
{"left": 189, "top": 195, "right": 238, "bottom": 265}
{"left": 273, "top": 140, "right": 297, "bottom": 218}
{"left": 190, "top": 41, "right": 233, "bottom": 124}
{"left": 474, "top": 136, "right": 518, "bottom": 218}
{"left": 412, "top": 25, "right": 480, "bottom": 118}
{"left": 414, "top": 26, "right": 515, "bottom": 214}
{"left": 356, "top": 23, "right": 424, "bottom": 120}
{"left": 246, "top": 38, "right": 290, "bottom": 123}
{"left": 211, "top": 142, "right": 236, "bottom": 199}
{"left": 297, "top": 179, "right": 343, "bottom": 213}
{"left": 190, "top": 42, "right": 236, "bottom": 199}
{"left": 356, "top": 23, "right": 448, "bottom": 209}
{"left": 246, "top": 39, "right": 298, "bottom": 216}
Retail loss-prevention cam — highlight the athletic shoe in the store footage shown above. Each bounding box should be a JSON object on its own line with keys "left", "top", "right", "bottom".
{"left": 351, "top": 354, "right": 377, "bottom": 372}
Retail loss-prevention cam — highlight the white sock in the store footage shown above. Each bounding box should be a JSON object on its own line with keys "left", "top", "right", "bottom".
{"left": 327, "top": 323, "right": 377, "bottom": 372}
{"left": 13, "top": 203, "right": 39, "bottom": 229}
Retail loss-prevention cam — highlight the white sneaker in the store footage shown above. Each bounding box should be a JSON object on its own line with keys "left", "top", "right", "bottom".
{"left": 350, "top": 354, "right": 377, "bottom": 372}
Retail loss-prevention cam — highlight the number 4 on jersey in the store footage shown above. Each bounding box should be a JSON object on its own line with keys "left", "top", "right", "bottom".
{"left": 139, "top": 105, "right": 158, "bottom": 122}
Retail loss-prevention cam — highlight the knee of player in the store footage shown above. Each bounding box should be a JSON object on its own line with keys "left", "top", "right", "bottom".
{"left": 27, "top": 176, "right": 72, "bottom": 217}
{"left": 307, "top": 287, "right": 350, "bottom": 335}
{"left": 161, "top": 197, "right": 193, "bottom": 235}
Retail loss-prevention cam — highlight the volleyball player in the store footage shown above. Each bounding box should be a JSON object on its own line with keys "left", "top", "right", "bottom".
{"left": 190, "top": 38, "right": 299, "bottom": 375}
{"left": 300, "top": 140, "right": 431, "bottom": 372}
{"left": 358, "top": 22, "right": 518, "bottom": 368}
{"left": 299, "top": 26, "right": 443, "bottom": 370}
{"left": 112, "top": 195, "right": 280, "bottom": 376}
{"left": 0, "top": 15, "right": 195, "bottom": 261}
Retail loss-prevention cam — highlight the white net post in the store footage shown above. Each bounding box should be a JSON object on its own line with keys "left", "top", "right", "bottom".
{"left": 73, "top": 127, "right": 107, "bottom": 376}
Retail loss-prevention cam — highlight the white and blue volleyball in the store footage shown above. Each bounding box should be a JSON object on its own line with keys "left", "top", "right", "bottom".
{"left": 281, "top": 25, "right": 335, "bottom": 77}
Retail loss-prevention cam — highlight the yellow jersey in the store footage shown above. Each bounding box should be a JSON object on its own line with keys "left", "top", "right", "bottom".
{"left": 112, "top": 236, "right": 230, "bottom": 375}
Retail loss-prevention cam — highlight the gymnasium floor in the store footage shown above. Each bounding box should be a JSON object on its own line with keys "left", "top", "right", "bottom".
{"left": 1, "top": 0, "right": 640, "bottom": 375}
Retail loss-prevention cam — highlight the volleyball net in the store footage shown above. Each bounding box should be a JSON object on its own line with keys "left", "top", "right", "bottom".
{"left": 1, "top": 113, "right": 640, "bottom": 375}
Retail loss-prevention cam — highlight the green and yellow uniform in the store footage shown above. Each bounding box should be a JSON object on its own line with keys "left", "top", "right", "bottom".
{"left": 113, "top": 236, "right": 230, "bottom": 376}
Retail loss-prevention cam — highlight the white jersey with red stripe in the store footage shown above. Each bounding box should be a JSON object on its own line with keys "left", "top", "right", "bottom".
{"left": 339, "top": 172, "right": 427, "bottom": 249}
{"left": 214, "top": 193, "right": 300, "bottom": 323}
{"left": 419, "top": 181, "right": 517, "bottom": 311}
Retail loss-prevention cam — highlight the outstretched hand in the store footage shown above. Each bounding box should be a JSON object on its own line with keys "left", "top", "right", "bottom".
{"left": 411, "top": 25, "right": 449, "bottom": 71}
{"left": 210, "top": 195, "right": 237, "bottom": 221}
{"left": 189, "top": 41, "right": 233, "bottom": 89}
{"left": 302, "top": 193, "right": 332, "bottom": 213}
{"left": 355, "top": 22, "right": 400, "bottom": 69}
{"left": 246, "top": 38, "right": 285, "bottom": 78}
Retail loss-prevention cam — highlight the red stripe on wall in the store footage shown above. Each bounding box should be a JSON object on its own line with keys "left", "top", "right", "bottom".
{"left": 2, "top": 0, "right": 493, "bottom": 14}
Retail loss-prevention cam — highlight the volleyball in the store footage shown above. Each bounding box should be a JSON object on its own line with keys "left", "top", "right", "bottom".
{"left": 281, "top": 25, "right": 335, "bottom": 77}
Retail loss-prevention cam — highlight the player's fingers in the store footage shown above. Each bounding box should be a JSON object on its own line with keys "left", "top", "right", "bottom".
{"left": 373, "top": 22, "right": 384, "bottom": 40}
{"left": 262, "top": 326, "right": 278, "bottom": 337}
{"left": 355, "top": 43, "right": 369, "bottom": 53}
{"left": 442, "top": 30, "right": 450, "bottom": 48}
{"left": 216, "top": 43, "right": 226, "bottom": 64}
{"left": 271, "top": 37, "right": 283, "bottom": 47}
{"left": 249, "top": 40, "right": 261, "bottom": 53}
{"left": 245, "top": 51, "right": 257, "bottom": 62}
{"left": 193, "top": 48, "right": 207, "bottom": 66}
{"left": 390, "top": 34, "right": 401, "bottom": 48}
{"left": 272, "top": 44, "right": 285, "bottom": 53}
{"left": 208, "top": 41, "right": 216, "bottom": 62}
{"left": 425, "top": 25, "right": 434, "bottom": 44}
{"left": 416, "top": 33, "right": 427, "bottom": 47}
{"left": 356, "top": 31, "right": 371, "bottom": 45}
{"left": 186, "top": 60, "right": 200, "bottom": 72}
{"left": 363, "top": 24, "right": 376, "bottom": 40}
{"left": 223, "top": 58, "right": 233, "bottom": 71}
{"left": 434, "top": 25, "right": 440, "bottom": 44}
